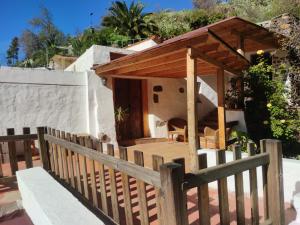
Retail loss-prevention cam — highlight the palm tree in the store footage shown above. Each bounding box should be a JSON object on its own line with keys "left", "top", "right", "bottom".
{"left": 102, "top": 1, "right": 157, "bottom": 39}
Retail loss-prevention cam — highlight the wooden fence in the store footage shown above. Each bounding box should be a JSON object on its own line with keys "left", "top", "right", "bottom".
{"left": 38, "top": 127, "right": 285, "bottom": 225}
{"left": 0, "top": 127, "right": 38, "bottom": 184}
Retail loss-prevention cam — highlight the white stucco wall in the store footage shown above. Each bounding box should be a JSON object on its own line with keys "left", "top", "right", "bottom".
{"left": 65, "top": 45, "right": 133, "bottom": 72}
{"left": 147, "top": 78, "right": 187, "bottom": 138}
{"left": 0, "top": 67, "right": 88, "bottom": 135}
{"left": 87, "top": 72, "right": 117, "bottom": 146}
{"left": 125, "top": 39, "right": 158, "bottom": 51}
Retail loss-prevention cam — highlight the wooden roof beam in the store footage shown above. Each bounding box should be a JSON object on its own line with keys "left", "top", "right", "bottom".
{"left": 189, "top": 47, "right": 241, "bottom": 75}
{"left": 95, "top": 34, "right": 209, "bottom": 74}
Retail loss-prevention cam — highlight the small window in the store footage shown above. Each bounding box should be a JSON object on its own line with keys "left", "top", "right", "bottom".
{"left": 153, "top": 85, "right": 163, "bottom": 92}
{"left": 153, "top": 94, "right": 159, "bottom": 103}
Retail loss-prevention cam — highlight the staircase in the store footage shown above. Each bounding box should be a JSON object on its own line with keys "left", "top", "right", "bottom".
{"left": 198, "top": 109, "right": 238, "bottom": 134}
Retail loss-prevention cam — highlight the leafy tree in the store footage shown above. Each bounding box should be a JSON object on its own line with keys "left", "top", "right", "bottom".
{"left": 20, "top": 6, "right": 66, "bottom": 67}
{"left": 193, "top": 0, "right": 222, "bottom": 9}
{"left": 244, "top": 52, "right": 299, "bottom": 154}
{"left": 102, "top": 1, "right": 157, "bottom": 39}
{"left": 6, "top": 37, "right": 19, "bottom": 66}
{"left": 149, "top": 9, "right": 225, "bottom": 39}
{"left": 70, "top": 27, "right": 130, "bottom": 56}
{"left": 229, "top": 0, "right": 300, "bottom": 22}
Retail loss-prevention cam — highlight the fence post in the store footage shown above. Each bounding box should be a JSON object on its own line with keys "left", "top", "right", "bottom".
{"left": 265, "top": 139, "right": 285, "bottom": 225}
{"left": 160, "top": 162, "right": 184, "bottom": 225}
{"left": 7, "top": 128, "right": 18, "bottom": 175}
{"left": 37, "top": 127, "right": 50, "bottom": 171}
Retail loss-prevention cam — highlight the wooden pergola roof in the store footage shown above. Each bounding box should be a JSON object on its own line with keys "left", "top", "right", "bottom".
{"left": 93, "top": 17, "right": 278, "bottom": 78}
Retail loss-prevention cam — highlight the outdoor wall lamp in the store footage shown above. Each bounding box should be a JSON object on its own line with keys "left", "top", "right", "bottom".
{"left": 101, "top": 77, "right": 108, "bottom": 86}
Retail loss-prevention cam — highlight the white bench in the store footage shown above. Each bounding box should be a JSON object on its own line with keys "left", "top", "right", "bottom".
{"left": 17, "top": 167, "right": 105, "bottom": 225}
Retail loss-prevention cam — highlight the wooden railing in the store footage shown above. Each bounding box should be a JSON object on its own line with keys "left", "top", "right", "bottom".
{"left": 38, "top": 127, "right": 285, "bottom": 225}
{"left": 40, "top": 127, "right": 176, "bottom": 225}
{"left": 0, "top": 127, "right": 39, "bottom": 183}
{"left": 171, "top": 140, "right": 285, "bottom": 225}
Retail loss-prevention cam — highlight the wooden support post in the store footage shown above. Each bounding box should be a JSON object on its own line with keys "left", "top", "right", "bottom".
{"left": 217, "top": 68, "right": 226, "bottom": 149}
{"left": 160, "top": 162, "right": 185, "bottom": 225}
{"left": 37, "top": 127, "right": 50, "bottom": 171}
{"left": 265, "top": 140, "right": 285, "bottom": 225}
{"left": 187, "top": 48, "right": 200, "bottom": 171}
{"left": 152, "top": 155, "right": 164, "bottom": 225}
{"left": 7, "top": 128, "right": 18, "bottom": 175}
{"left": 197, "top": 153, "right": 210, "bottom": 225}
{"left": 23, "top": 127, "right": 33, "bottom": 168}
{"left": 233, "top": 145, "right": 245, "bottom": 225}
{"left": 248, "top": 142, "right": 259, "bottom": 225}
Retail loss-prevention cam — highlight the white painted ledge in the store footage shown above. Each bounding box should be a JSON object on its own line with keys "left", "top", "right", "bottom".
{"left": 17, "top": 167, "right": 105, "bottom": 225}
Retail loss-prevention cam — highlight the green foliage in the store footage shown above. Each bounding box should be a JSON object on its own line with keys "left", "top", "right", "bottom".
{"left": 102, "top": 0, "right": 157, "bottom": 39}
{"left": 70, "top": 28, "right": 130, "bottom": 56}
{"left": 244, "top": 54, "right": 300, "bottom": 144}
{"left": 19, "top": 6, "right": 66, "bottom": 67}
{"left": 6, "top": 37, "right": 19, "bottom": 66}
{"left": 229, "top": 0, "right": 300, "bottom": 22}
{"left": 149, "top": 9, "right": 225, "bottom": 39}
{"left": 229, "top": 129, "right": 253, "bottom": 152}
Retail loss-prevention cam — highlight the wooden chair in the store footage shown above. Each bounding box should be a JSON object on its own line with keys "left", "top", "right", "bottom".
{"left": 200, "top": 127, "right": 231, "bottom": 149}
{"left": 167, "top": 118, "right": 187, "bottom": 142}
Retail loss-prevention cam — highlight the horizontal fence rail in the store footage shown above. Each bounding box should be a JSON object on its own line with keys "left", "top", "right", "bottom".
{"left": 183, "top": 152, "right": 270, "bottom": 189}
{"left": 44, "top": 134, "right": 161, "bottom": 188}
{"left": 0, "top": 127, "right": 39, "bottom": 183}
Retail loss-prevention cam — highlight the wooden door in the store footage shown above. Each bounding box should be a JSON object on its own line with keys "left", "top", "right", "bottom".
{"left": 114, "top": 78, "right": 143, "bottom": 140}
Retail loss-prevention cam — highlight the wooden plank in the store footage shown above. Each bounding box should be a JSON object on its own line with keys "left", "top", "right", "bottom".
{"left": 197, "top": 154, "right": 210, "bottom": 225}
{"left": 265, "top": 140, "right": 285, "bottom": 225}
{"left": 173, "top": 158, "right": 188, "bottom": 225}
{"left": 184, "top": 153, "right": 269, "bottom": 189}
{"left": 95, "top": 34, "right": 209, "bottom": 74}
{"left": 61, "top": 131, "right": 69, "bottom": 183}
{"left": 107, "top": 144, "right": 120, "bottom": 223}
{"left": 44, "top": 134, "right": 161, "bottom": 187}
{"left": 47, "top": 128, "right": 55, "bottom": 172}
{"left": 0, "top": 144, "right": 3, "bottom": 177}
{"left": 86, "top": 138, "right": 98, "bottom": 208}
{"left": 216, "top": 150, "right": 230, "bottom": 225}
{"left": 7, "top": 128, "right": 18, "bottom": 175}
{"left": 134, "top": 151, "right": 150, "bottom": 225}
{"left": 66, "top": 133, "right": 75, "bottom": 188}
{"left": 233, "top": 145, "right": 245, "bottom": 225}
{"left": 23, "top": 127, "right": 33, "bottom": 168}
{"left": 152, "top": 155, "right": 164, "bottom": 225}
{"left": 119, "top": 147, "right": 133, "bottom": 225}
{"left": 0, "top": 175, "right": 16, "bottom": 184}
{"left": 260, "top": 139, "right": 269, "bottom": 220}
{"left": 72, "top": 134, "right": 82, "bottom": 194}
{"left": 187, "top": 48, "right": 200, "bottom": 171}
{"left": 80, "top": 137, "right": 89, "bottom": 200}
{"left": 96, "top": 141, "right": 108, "bottom": 214}
{"left": 37, "top": 127, "right": 50, "bottom": 171}
{"left": 51, "top": 129, "right": 59, "bottom": 176}
{"left": 142, "top": 80, "right": 150, "bottom": 137}
{"left": 55, "top": 130, "right": 64, "bottom": 179}
{"left": 0, "top": 134, "right": 38, "bottom": 142}
{"left": 217, "top": 69, "right": 226, "bottom": 149}
{"left": 248, "top": 143, "right": 259, "bottom": 225}
{"left": 160, "top": 162, "right": 185, "bottom": 225}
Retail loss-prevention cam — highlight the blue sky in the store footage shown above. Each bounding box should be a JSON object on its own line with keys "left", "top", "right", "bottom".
{"left": 0, "top": 0, "right": 193, "bottom": 64}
